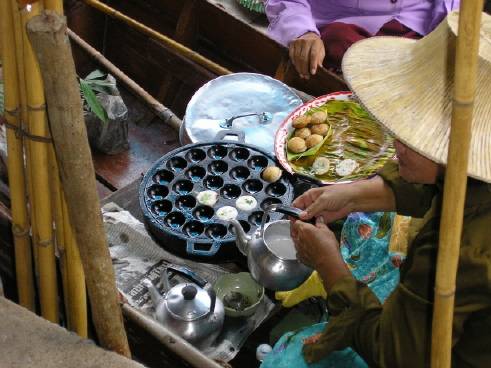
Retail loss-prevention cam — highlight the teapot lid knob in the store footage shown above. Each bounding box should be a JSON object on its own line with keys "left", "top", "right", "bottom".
{"left": 182, "top": 285, "right": 198, "bottom": 300}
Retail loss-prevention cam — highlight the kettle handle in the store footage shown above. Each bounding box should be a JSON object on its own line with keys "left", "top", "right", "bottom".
{"left": 207, "top": 288, "right": 217, "bottom": 315}
{"left": 265, "top": 204, "right": 316, "bottom": 224}
{"left": 166, "top": 264, "right": 208, "bottom": 288}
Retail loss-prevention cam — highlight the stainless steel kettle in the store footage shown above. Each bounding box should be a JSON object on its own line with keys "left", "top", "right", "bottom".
{"left": 143, "top": 265, "right": 224, "bottom": 349}
{"left": 229, "top": 204, "right": 312, "bottom": 291}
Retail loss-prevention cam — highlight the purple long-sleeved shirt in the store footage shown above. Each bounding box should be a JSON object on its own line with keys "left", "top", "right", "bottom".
{"left": 265, "top": 0, "right": 460, "bottom": 46}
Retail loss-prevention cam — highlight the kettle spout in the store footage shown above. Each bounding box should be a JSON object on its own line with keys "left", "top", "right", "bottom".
{"left": 143, "top": 279, "right": 163, "bottom": 307}
{"left": 229, "top": 219, "right": 250, "bottom": 256}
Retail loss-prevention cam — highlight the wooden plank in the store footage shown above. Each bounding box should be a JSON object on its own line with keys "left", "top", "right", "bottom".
{"left": 92, "top": 117, "right": 180, "bottom": 190}
{"left": 65, "top": 1, "right": 106, "bottom": 76}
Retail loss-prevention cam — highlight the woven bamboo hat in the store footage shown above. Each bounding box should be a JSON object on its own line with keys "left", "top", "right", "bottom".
{"left": 342, "top": 11, "right": 491, "bottom": 183}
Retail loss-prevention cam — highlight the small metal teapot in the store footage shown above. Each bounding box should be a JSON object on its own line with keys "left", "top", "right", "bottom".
{"left": 229, "top": 204, "right": 312, "bottom": 291}
{"left": 143, "top": 265, "right": 224, "bottom": 349}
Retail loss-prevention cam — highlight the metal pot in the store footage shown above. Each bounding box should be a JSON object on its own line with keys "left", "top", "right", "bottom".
{"left": 143, "top": 265, "right": 224, "bottom": 349}
{"left": 229, "top": 205, "right": 312, "bottom": 291}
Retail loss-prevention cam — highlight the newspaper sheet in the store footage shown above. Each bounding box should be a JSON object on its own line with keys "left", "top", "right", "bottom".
{"left": 102, "top": 203, "right": 275, "bottom": 361}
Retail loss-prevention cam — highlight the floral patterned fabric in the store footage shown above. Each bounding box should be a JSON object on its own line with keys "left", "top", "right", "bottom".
{"left": 261, "top": 211, "right": 405, "bottom": 368}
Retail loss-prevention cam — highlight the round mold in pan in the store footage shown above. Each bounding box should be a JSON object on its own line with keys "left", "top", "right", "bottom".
{"left": 139, "top": 141, "right": 294, "bottom": 261}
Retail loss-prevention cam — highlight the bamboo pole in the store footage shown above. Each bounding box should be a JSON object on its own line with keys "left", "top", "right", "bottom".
{"left": 0, "top": 0, "right": 35, "bottom": 311}
{"left": 62, "top": 195, "right": 88, "bottom": 338}
{"left": 83, "top": 0, "right": 232, "bottom": 76}
{"left": 67, "top": 29, "right": 182, "bottom": 132}
{"left": 122, "top": 304, "right": 224, "bottom": 368}
{"left": 10, "top": 0, "right": 40, "bottom": 282}
{"left": 43, "top": 0, "right": 63, "bottom": 14}
{"left": 431, "top": 3, "right": 485, "bottom": 368}
{"left": 49, "top": 146, "right": 88, "bottom": 337}
{"left": 49, "top": 149, "right": 69, "bottom": 318}
{"left": 18, "top": 1, "right": 59, "bottom": 323}
{"left": 27, "top": 11, "right": 131, "bottom": 357}
{"left": 43, "top": 0, "right": 87, "bottom": 336}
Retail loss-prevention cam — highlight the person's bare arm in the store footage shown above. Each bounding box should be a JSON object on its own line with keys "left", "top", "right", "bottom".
{"left": 293, "top": 175, "right": 396, "bottom": 222}
{"left": 289, "top": 32, "right": 325, "bottom": 79}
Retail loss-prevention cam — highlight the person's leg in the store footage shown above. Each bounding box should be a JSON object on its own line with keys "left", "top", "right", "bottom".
{"left": 375, "top": 19, "right": 422, "bottom": 39}
{"left": 320, "top": 22, "right": 371, "bottom": 70}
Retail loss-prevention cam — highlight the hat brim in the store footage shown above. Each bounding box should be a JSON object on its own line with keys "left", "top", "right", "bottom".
{"left": 342, "top": 12, "right": 491, "bottom": 183}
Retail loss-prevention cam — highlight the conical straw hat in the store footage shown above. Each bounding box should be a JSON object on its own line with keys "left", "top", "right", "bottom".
{"left": 342, "top": 11, "right": 491, "bottom": 183}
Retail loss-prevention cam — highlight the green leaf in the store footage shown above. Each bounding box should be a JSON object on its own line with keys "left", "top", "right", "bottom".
{"left": 86, "top": 84, "right": 110, "bottom": 94}
{"left": 80, "top": 79, "right": 108, "bottom": 123}
{"left": 85, "top": 69, "right": 106, "bottom": 80}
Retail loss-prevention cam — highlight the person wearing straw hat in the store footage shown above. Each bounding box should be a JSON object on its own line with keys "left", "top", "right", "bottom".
{"left": 261, "top": 11, "right": 491, "bottom": 368}
{"left": 265, "top": 0, "right": 460, "bottom": 78}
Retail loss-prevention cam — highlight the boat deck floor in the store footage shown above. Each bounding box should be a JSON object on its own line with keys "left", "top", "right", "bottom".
{"left": 93, "top": 89, "right": 180, "bottom": 197}
{"left": 0, "top": 296, "right": 146, "bottom": 368}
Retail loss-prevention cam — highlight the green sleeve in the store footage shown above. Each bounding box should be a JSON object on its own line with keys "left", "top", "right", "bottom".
{"left": 377, "top": 161, "right": 437, "bottom": 218}
{"left": 303, "top": 210, "right": 491, "bottom": 367}
{"left": 303, "top": 262, "right": 462, "bottom": 368}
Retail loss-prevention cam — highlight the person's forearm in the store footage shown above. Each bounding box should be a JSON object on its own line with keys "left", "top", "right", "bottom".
{"left": 315, "top": 252, "right": 351, "bottom": 293}
{"left": 349, "top": 175, "right": 396, "bottom": 213}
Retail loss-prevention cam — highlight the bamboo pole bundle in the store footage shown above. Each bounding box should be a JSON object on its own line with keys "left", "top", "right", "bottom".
{"left": 0, "top": 0, "right": 35, "bottom": 311}
{"left": 27, "top": 11, "right": 131, "bottom": 357}
{"left": 84, "top": 0, "right": 232, "bottom": 76}
{"left": 431, "top": 2, "right": 485, "bottom": 368}
{"left": 16, "top": 1, "right": 59, "bottom": 323}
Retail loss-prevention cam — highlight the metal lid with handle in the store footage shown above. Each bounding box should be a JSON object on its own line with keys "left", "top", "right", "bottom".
{"left": 166, "top": 283, "right": 216, "bottom": 321}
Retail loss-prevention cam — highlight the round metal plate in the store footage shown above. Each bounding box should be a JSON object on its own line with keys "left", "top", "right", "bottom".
{"left": 183, "top": 73, "right": 302, "bottom": 153}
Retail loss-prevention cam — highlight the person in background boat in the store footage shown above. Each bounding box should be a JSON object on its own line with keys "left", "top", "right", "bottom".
{"left": 265, "top": 0, "right": 460, "bottom": 78}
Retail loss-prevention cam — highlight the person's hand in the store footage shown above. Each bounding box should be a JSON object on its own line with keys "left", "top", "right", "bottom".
{"left": 292, "top": 217, "right": 339, "bottom": 269}
{"left": 292, "top": 218, "right": 349, "bottom": 291}
{"left": 292, "top": 184, "right": 356, "bottom": 223}
{"left": 288, "top": 32, "right": 325, "bottom": 79}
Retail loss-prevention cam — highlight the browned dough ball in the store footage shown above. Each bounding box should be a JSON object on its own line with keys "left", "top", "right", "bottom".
{"left": 262, "top": 166, "right": 282, "bottom": 183}
{"left": 288, "top": 137, "right": 307, "bottom": 153}
{"left": 310, "top": 123, "right": 329, "bottom": 136}
{"left": 294, "top": 127, "right": 312, "bottom": 139}
{"left": 310, "top": 111, "right": 327, "bottom": 125}
{"left": 292, "top": 115, "right": 312, "bottom": 129}
{"left": 305, "top": 134, "right": 323, "bottom": 148}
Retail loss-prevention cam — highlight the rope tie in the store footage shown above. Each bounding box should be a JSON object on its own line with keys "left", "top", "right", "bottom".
{"left": 2, "top": 119, "right": 53, "bottom": 143}
{"left": 27, "top": 103, "right": 47, "bottom": 112}
{"left": 38, "top": 238, "right": 54, "bottom": 248}
{"left": 12, "top": 224, "right": 30, "bottom": 238}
